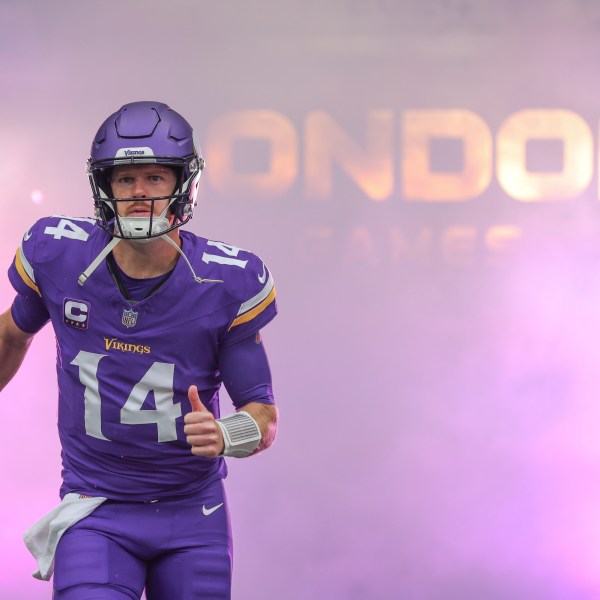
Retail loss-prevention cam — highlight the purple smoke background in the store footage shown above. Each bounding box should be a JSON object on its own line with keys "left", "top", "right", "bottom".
{"left": 3, "top": 1, "right": 600, "bottom": 598}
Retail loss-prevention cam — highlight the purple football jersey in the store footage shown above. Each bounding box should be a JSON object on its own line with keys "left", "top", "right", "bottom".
{"left": 8, "top": 216, "right": 277, "bottom": 501}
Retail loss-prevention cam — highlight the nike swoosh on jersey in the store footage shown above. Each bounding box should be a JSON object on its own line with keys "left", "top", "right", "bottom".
{"left": 258, "top": 263, "right": 267, "bottom": 284}
{"left": 202, "top": 502, "right": 224, "bottom": 516}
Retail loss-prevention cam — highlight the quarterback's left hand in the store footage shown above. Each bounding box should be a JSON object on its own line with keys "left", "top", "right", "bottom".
{"left": 184, "top": 385, "right": 225, "bottom": 457}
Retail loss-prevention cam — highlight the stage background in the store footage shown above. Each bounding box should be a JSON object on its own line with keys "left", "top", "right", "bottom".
{"left": 3, "top": 1, "right": 600, "bottom": 598}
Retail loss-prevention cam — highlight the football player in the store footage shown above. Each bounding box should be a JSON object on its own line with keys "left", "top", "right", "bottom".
{"left": 0, "top": 101, "right": 278, "bottom": 599}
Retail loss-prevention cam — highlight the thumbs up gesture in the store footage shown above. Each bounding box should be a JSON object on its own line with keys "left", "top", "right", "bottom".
{"left": 183, "top": 385, "right": 225, "bottom": 457}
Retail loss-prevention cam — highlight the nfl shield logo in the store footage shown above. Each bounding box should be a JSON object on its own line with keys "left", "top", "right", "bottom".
{"left": 122, "top": 308, "right": 138, "bottom": 328}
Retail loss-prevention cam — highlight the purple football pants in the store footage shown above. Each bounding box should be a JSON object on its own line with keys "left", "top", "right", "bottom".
{"left": 52, "top": 479, "right": 232, "bottom": 599}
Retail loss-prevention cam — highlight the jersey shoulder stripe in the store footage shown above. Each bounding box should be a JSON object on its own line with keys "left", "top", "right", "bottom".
{"left": 14, "top": 245, "right": 40, "bottom": 296}
{"left": 229, "top": 271, "right": 276, "bottom": 330}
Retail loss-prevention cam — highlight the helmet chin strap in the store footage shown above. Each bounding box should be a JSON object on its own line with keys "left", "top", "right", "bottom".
{"left": 159, "top": 235, "right": 223, "bottom": 285}
{"left": 78, "top": 236, "right": 121, "bottom": 286}
{"left": 79, "top": 205, "right": 223, "bottom": 286}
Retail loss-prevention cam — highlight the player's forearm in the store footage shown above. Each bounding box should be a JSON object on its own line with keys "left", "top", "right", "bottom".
{"left": 239, "top": 402, "right": 278, "bottom": 455}
{"left": 0, "top": 308, "right": 34, "bottom": 392}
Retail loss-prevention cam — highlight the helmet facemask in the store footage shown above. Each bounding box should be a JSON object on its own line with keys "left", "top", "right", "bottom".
{"left": 88, "top": 155, "right": 204, "bottom": 242}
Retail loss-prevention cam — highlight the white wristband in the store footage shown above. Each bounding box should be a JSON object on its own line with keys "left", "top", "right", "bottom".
{"left": 216, "top": 411, "right": 262, "bottom": 458}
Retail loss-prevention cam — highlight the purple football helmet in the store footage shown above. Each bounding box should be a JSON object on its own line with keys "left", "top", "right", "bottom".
{"left": 87, "top": 101, "right": 204, "bottom": 239}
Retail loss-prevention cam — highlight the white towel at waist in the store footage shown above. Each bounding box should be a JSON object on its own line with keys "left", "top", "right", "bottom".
{"left": 23, "top": 493, "right": 107, "bottom": 581}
